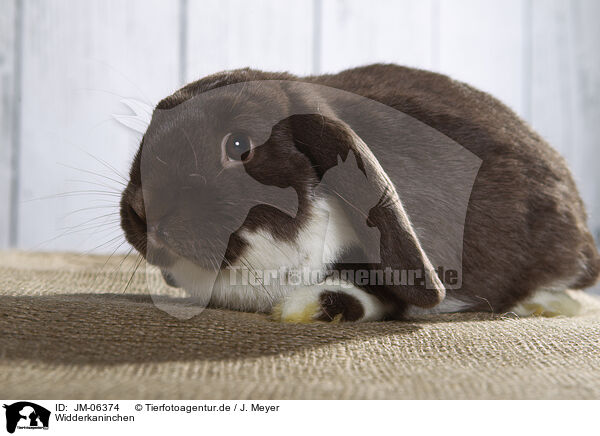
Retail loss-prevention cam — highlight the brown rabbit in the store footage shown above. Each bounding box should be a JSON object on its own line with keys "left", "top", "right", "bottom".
{"left": 120, "top": 64, "right": 600, "bottom": 322}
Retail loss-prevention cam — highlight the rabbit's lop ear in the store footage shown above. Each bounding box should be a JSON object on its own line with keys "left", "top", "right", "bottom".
{"left": 290, "top": 114, "right": 445, "bottom": 308}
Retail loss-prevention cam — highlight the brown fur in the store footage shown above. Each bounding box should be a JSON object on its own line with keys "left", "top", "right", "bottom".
{"left": 316, "top": 291, "right": 365, "bottom": 322}
{"left": 121, "top": 64, "right": 600, "bottom": 316}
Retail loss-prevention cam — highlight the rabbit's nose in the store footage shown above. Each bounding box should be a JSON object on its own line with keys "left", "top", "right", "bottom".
{"left": 130, "top": 188, "right": 146, "bottom": 220}
{"left": 147, "top": 224, "right": 169, "bottom": 243}
{"left": 157, "top": 227, "right": 170, "bottom": 240}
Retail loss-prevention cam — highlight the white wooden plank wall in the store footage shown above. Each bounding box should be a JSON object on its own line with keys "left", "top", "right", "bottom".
{"left": 186, "top": 0, "right": 316, "bottom": 81}
{"left": 530, "top": 0, "right": 600, "bottom": 246}
{"left": 319, "top": 0, "right": 435, "bottom": 71}
{"left": 437, "top": 0, "right": 526, "bottom": 115}
{"left": 567, "top": 0, "right": 600, "bottom": 246}
{"left": 0, "top": 0, "right": 17, "bottom": 248}
{"left": 1, "top": 0, "right": 599, "bottom": 259}
{"left": 15, "top": 0, "right": 181, "bottom": 253}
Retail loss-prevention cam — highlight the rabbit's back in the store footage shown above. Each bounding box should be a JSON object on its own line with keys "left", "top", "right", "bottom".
{"left": 306, "top": 64, "right": 599, "bottom": 312}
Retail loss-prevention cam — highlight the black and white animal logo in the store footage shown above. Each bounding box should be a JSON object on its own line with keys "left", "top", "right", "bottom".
{"left": 3, "top": 402, "right": 50, "bottom": 434}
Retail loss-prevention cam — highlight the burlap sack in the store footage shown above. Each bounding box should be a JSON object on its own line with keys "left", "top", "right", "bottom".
{"left": 1, "top": 251, "right": 599, "bottom": 399}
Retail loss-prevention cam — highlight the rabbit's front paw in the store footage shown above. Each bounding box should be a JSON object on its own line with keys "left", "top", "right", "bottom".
{"left": 272, "top": 282, "right": 389, "bottom": 323}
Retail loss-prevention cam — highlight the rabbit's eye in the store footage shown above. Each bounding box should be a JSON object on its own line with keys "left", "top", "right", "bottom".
{"left": 223, "top": 133, "right": 253, "bottom": 162}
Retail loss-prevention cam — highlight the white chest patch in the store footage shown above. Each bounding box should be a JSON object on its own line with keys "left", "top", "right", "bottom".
{"left": 166, "top": 197, "right": 361, "bottom": 312}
